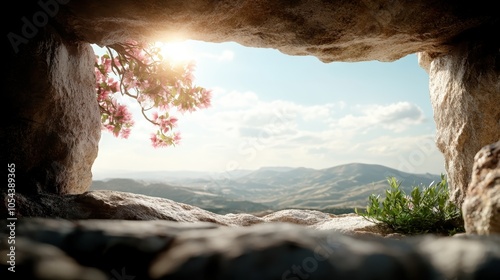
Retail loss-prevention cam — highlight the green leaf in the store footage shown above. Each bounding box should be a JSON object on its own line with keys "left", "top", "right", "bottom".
{"left": 355, "top": 175, "right": 464, "bottom": 235}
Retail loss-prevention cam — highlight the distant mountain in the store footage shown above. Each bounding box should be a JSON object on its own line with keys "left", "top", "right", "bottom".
{"left": 204, "top": 163, "right": 441, "bottom": 209}
{"left": 91, "top": 163, "right": 442, "bottom": 213}
{"left": 90, "top": 178, "right": 269, "bottom": 214}
{"left": 255, "top": 166, "right": 297, "bottom": 172}
{"left": 92, "top": 169, "right": 254, "bottom": 182}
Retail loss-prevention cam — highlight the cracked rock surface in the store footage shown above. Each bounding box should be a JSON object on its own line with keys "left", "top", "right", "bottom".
{"left": 1, "top": 218, "right": 499, "bottom": 280}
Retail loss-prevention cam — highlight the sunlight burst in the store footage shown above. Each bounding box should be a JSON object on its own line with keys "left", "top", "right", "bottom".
{"left": 155, "top": 41, "right": 197, "bottom": 65}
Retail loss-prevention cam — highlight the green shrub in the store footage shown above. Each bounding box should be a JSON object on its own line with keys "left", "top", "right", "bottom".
{"left": 355, "top": 175, "right": 464, "bottom": 235}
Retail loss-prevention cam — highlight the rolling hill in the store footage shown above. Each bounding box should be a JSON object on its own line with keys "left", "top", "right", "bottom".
{"left": 91, "top": 163, "right": 443, "bottom": 213}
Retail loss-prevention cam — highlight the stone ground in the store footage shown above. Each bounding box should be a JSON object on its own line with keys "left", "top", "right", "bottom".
{"left": 2, "top": 213, "right": 499, "bottom": 279}
{"left": 2, "top": 190, "right": 499, "bottom": 279}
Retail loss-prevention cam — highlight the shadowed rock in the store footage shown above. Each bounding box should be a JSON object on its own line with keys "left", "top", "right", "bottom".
{"left": 419, "top": 33, "right": 500, "bottom": 208}
{"left": 3, "top": 0, "right": 498, "bottom": 198}
{"left": 463, "top": 141, "right": 500, "bottom": 234}
{"left": 2, "top": 4, "right": 499, "bottom": 279}
{"left": 2, "top": 218, "right": 499, "bottom": 280}
{"left": 55, "top": 0, "right": 492, "bottom": 62}
{"left": 2, "top": 190, "right": 377, "bottom": 234}
{"left": 4, "top": 24, "right": 100, "bottom": 194}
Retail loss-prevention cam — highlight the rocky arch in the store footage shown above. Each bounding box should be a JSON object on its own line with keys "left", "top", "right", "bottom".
{"left": 3, "top": 1, "right": 499, "bottom": 230}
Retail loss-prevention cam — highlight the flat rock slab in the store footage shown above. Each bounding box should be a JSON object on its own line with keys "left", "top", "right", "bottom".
{"left": 6, "top": 191, "right": 378, "bottom": 235}
{"left": 2, "top": 218, "right": 499, "bottom": 280}
{"left": 311, "top": 214, "right": 375, "bottom": 232}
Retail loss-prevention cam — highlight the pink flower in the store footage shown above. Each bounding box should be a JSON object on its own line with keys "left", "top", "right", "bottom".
{"left": 151, "top": 112, "right": 159, "bottom": 122}
{"left": 94, "top": 67, "right": 104, "bottom": 81}
{"left": 94, "top": 41, "right": 212, "bottom": 148}
{"left": 150, "top": 134, "right": 159, "bottom": 148}
{"left": 200, "top": 89, "right": 212, "bottom": 108}
{"left": 100, "top": 57, "right": 112, "bottom": 73}
{"left": 106, "top": 78, "right": 119, "bottom": 93}
{"left": 169, "top": 117, "right": 178, "bottom": 126}
{"left": 113, "top": 58, "right": 121, "bottom": 68}
{"left": 150, "top": 133, "right": 167, "bottom": 148}
{"left": 155, "top": 115, "right": 178, "bottom": 134}
{"left": 97, "top": 88, "right": 111, "bottom": 102}
{"left": 115, "top": 104, "right": 134, "bottom": 124}
{"left": 120, "top": 127, "right": 131, "bottom": 139}
{"left": 173, "top": 132, "right": 181, "bottom": 144}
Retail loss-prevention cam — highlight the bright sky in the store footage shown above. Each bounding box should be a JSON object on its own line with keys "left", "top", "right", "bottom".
{"left": 91, "top": 40, "right": 446, "bottom": 179}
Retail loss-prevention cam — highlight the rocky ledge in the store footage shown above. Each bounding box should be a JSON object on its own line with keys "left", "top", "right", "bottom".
{"left": 4, "top": 190, "right": 381, "bottom": 234}
{"left": 2, "top": 189, "right": 499, "bottom": 279}
{"left": 1, "top": 218, "right": 499, "bottom": 280}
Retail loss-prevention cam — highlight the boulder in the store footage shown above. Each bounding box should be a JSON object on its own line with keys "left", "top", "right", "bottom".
{"left": 0, "top": 237, "right": 106, "bottom": 280}
{"left": 4, "top": 24, "right": 100, "bottom": 194}
{"left": 419, "top": 27, "right": 500, "bottom": 207}
{"left": 56, "top": 0, "right": 493, "bottom": 62}
{"left": 463, "top": 141, "right": 500, "bottom": 234}
{"left": 2, "top": 218, "right": 499, "bottom": 280}
{"left": 2, "top": 190, "right": 377, "bottom": 235}
{"left": 3, "top": 0, "right": 498, "bottom": 196}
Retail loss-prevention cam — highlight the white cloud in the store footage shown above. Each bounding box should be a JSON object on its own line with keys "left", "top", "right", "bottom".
{"left": 91, "top": 41, "right": 442, "bottom": 175}
{"left": 185, "top": 92, "right": 428, "bottom": 154}
{"left": 335, "top": 102, "right": 425, "bottom": 133}
{"left": 360, "top": 134, "right": 445, "bottom": 174}
{"left": 94, "top": 88, "right": 442, "bottom": 175}
{"left": 219, "top": 98, "right": 345, "bottom": 144}
{"left": 199, "top": 90, "right": 344, "bottom": 136}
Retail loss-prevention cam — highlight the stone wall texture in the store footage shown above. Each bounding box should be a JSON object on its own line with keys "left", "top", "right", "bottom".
{"left": 2, "top": 218, "right": 499, "bottom": 280}
{"left": 421, "top": 30, "right": 500, "bottom": 207}
{"left": 56, "top": 0, "right": 492, "bottom": 62}
{"left": 463, "top": 141, "right": 500, "bottom": 234}
{"left": 2, "top": 2, "right": 500, "bottom": 278}
{"left": 3, "top": 1, "right": 499, "bottom": 215}
{"left": 4, "top": 23, "right": 100, "bottom": 194}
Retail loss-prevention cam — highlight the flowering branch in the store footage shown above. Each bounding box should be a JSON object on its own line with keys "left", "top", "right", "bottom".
{"left": 94, "top": 41, "right": 212, "bottom": 147}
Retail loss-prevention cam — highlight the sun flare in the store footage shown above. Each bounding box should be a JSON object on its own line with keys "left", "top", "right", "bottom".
{"left": 155, "top": 41, "right": 197, "bottom": 65}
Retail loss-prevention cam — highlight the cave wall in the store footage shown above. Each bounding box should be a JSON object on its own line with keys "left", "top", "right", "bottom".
{"left": 56, "top": 0, "right": 488, "bottom": 62}
{"left": 2, "top": 0, "right": 498, "bottom": 225}
{"left": 420, "top": 28, "right": 500, "bottom": 207}
{"left": 4, "top": 6, "right": 100, "bottom": 194}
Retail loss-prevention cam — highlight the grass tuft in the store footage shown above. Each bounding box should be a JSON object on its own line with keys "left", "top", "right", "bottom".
{"left": 355, "top": 174, "right": 464, "bottom": 235}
